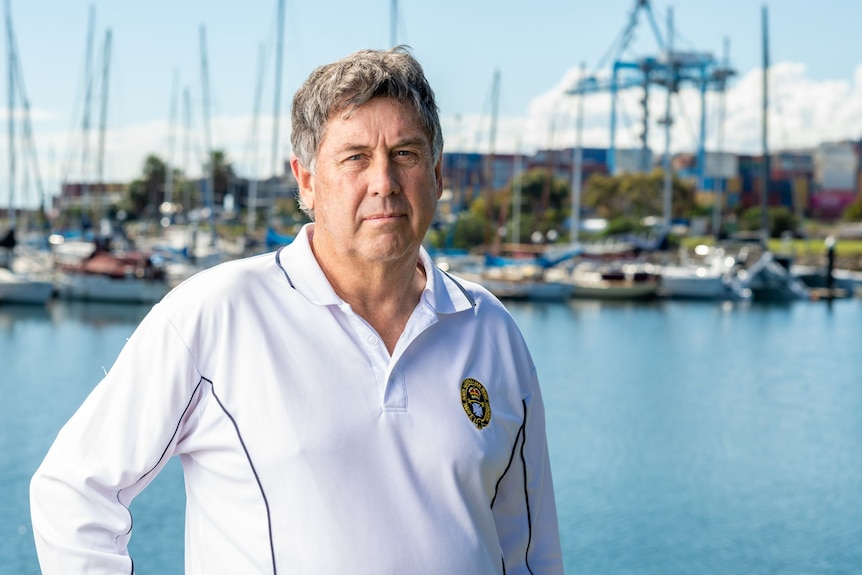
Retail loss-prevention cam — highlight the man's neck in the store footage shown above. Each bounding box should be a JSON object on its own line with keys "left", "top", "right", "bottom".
{"left": 309, "top": 231, "right": 426, "bottom": 354}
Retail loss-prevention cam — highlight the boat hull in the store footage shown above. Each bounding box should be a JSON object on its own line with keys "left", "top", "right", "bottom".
{"left": 659, "top": 268, "right": 748, "bottom": 300}
{"left": 56, "top": 273, "right": 169, "bottom": 304}
{"left": 0, "top": 269, "right": 54, "bottom": 304}
{"left": 570, "top": 282, "right": 658, "bottom": 300}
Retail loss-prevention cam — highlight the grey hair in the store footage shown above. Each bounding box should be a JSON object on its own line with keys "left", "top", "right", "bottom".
{"left": 290, "top": 45, "right": 443, "bottom": 178}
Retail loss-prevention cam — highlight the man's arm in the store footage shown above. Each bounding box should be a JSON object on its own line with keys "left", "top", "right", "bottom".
{"left": 492, "top": 378, "right": 564, "bottom": 574}
{"left": 30, "top": 305, "right": 202, "bottom": 574}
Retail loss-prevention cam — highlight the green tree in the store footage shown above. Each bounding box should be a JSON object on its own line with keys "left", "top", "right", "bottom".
{"left": 121, "top": 154, "right": 168, "bottom": 219}
{"left": 447, "top": 209, "right": 487, "bottom": 249}
{"left": 739, "top": 206, "right": 800, "bottom": 238}
{"left": 505, "top": 168, "right": 571, "bottom": 241}
{"left": 203, "top": 150, "right": 236, "bottom": 208}
{"left": 842, "top": 195, "right": 862, "bottom": 221}
{"left": 582, "top": 169, "right": 696, "bottom": 222}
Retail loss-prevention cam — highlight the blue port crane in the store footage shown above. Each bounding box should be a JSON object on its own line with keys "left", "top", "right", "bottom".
{"left": 568, "top": 0, "right": 734, "bottom": 189}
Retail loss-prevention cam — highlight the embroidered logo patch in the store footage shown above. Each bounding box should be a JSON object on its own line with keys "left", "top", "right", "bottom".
{"left": 460, "top": 378, "right": 491, "bottom": 430}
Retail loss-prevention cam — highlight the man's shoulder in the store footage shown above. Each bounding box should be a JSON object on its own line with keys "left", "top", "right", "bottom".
{"left": 162, "top": 251, "right": 282, "bottom": 307}
{"left": 434, "top": 268, "right": 502, "bottom": 307}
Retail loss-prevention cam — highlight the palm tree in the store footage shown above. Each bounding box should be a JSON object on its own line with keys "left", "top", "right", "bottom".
{"left": 204, "top": 149, "right": 235, "bottom": 208}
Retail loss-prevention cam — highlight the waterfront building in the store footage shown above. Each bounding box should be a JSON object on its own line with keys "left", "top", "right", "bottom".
{"left": 446, "top": 141, "right": 860, "bottom": 221}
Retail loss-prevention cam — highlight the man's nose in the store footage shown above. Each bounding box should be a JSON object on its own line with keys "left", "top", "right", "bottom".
{"left": 368, "top": 158, "right": 401, "bottom": 196}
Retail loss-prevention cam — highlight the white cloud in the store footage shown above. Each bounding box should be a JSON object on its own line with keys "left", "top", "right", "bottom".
{"left": 443, "top": 61, "right": 862, "bottom": 159}
{"left": 0, "top": 111, "right": 291, "bottom": 208}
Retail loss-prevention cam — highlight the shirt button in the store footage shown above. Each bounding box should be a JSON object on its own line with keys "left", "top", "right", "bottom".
{"left": 366, "top": 335, "right": 378, "bottom": 346}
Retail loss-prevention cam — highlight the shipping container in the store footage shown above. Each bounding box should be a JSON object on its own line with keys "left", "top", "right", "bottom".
{"left": 704, "top": 152, "right": 738, "bottom": 178}
{"left": 613, "top": 148, "right": 653, "bottom": 175}
{"left": 810, "top": 189, "right": 858, "bottom": 219}
{"left": 772, "top": 151, "right": 814, "bottom": 179}
{"left": 814, "top": 141, "right": 858, "bottom": 191}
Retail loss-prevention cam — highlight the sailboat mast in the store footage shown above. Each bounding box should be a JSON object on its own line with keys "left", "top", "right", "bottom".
{"left": 8, "top": 10, "right": 45, "bottom": 224}
{"left": 661, "top": 8, "right": 674, "bottom": 235}
{"left": 390, "top": 0, "right": 398, "bottom": 46}
{"left": 247, "top": 44, "right": 266, "bottom": 236}
{"left": 165, "top": 69, "right": 179, "bottom": 206}
{"left": 570, "top": 63, "right": 586, "bottom": 245}
{"left": 759, "top": 4, "right": 770, "bottom": 241}
{"left": 80, "top": 5, "right": 95, "bottom": 224}
{"left": 483, "top": 69, "right": 499, "bottom": 248}
{"left": 270, "top": 0, "right": 285, "bottom": 178}
{"left": 199, "top": 25, "right": 217, "bottom": 247}
{"left": 95, "top": 29, "right": 111, "bottom": 226}
{"left": 183, "top": 87, "right": 191, "bottom": 216}
{"left": 16, "top": 63, "right": 45, "bottom": 222}
{"left": 713, "top": 37, "right": 730, "bottom": 241}
{"left": 513, "top": 140, "right": 522, "bottom": 245}
{"left": 6, "top": 0, "right": 15, "bottom": 228}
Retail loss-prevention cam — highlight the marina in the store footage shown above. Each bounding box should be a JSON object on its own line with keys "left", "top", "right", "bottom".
{"left": 3, "top": 296, "right": 861, "bottom": 573}
{"left": 0, "top": 0, "right": 861, "bottom": 570}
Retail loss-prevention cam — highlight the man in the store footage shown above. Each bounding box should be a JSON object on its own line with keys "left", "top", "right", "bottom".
{"left": 31, "top": 46, "right": 563, "bottom": 574}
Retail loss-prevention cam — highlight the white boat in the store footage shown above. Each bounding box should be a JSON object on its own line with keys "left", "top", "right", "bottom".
{"left": 56, "top": 273, "right": 169, "bottom": 304}
{"left": 737, "top": 251, "right": 809, "bottom": 302}
{"left": 659, "top": 264, "right": 749, "bottom": 300}
{"left": 560, "top": 261, "right": 661, "bottom": 300}
{"left": 457, "top": 263, "right": 575, "bottom": 301}
{"left": 0, "top": 267, "right": 54, "bottom": 304}
{"left": 55, "top": 249, "right": 170, "bottom": 304}
{"left": 659, "top": 247, "right": 750, "bottom": 300}
{"left": 0, "top": 230, "right": 54, "bottom": 305}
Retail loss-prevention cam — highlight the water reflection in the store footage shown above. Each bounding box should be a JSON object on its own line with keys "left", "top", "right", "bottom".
{"left": 0, "top": 300, "right": 152, "bottom": 329}
{"left": 509, "top": 296, "right": 862, "bottom": 574}
{"left": 0, "top": 304, "right": 51, "bottom": 329}
{"left": 47, "top": 300, "right": 152, "bottom": 326}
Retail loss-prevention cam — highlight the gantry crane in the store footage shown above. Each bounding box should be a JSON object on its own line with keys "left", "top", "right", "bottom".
{"left": 568, "top": 0, "right": 734, "bottom": 189}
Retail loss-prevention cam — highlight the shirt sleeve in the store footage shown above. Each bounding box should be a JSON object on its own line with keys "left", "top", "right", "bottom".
{"left": 29, "top": 305, "right": 204, "bottom": 575}
{"left": 492, "top": 374, "right": 564, "bottom": 574}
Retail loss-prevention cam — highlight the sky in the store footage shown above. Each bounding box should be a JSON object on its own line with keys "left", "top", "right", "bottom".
{"left": 3, "top": 0, "right": 862, "bottom": 208}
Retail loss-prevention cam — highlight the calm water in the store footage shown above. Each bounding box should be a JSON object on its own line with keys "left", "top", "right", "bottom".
{"left": 2, "top": 297, "right": 861, "bottom": 574}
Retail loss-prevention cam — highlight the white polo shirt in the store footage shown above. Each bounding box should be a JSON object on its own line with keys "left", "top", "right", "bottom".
{"left": 31, "top": 224, "right": 563, "bottom": 574}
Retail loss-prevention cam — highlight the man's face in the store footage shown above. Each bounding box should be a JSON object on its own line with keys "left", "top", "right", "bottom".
{"left": 292, "top": 97, "right": 442, "bottom": 267}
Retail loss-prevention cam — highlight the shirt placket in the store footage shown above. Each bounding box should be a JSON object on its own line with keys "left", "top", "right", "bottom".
{"left": 338, "top": 300, "right": 438, "bottom": 412}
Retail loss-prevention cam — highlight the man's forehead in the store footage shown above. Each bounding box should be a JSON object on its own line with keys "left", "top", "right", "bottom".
{"left": 322, "top": 98, "right": 428, "bottom": 142}
{"left": 333, "top": 96, "right": 410, "bottom": 115}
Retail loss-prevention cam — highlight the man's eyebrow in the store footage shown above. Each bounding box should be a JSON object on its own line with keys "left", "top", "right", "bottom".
{"left": 334, "top": 137, "right": 428, "bottom": 154}
{"left": 334, "top": 143, "right": 371, "bottom": 155}
{"left": 393, "top": 137, "right": 427, "bottom": 149}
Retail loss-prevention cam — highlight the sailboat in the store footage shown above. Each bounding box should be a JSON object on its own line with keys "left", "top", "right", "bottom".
{"left": 52, "top": 17, "right": 170, "bottom": 304}
{"left": 658, "top": 244, "right": 749, "bottom": 300}
{"left": 734, "top": 6, "right": 808, "bottom": 302}
{"left": 0, "top": 1, "right": 53, "bottom": 304}
{"left": 54, "top": 238, "right": 169, "bottom": 303}
{"left": 444, "top": 70, "right": 576, "bottom": 302}
{"left": 0, "top": 230, "right": 54, "bottom": 303}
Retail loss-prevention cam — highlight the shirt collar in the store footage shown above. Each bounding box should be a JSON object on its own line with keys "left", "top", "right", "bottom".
{"left": 275, "top": 223, "right": 475, "bottom": 314}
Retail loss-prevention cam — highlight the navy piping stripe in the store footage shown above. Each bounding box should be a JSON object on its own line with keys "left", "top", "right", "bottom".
{"left": 490, "top": 424, "right": 523, "bottom": 509}
{"left": 490, "top": 400, "right": 534, "bottom": 574}
{"left": 116, "top": 377, "right": 204, "bottom": 547}
{"left": 208, "top": 378, "right": 278, "bottom": 575}
{"left": 439, "top": 268, "right": 477, "bottom": 307}
{"left": 275, "top": 246, "right": 295, "bottom": 289}
{"left": 519, "top": 399, "right": 535, "bottom": 575}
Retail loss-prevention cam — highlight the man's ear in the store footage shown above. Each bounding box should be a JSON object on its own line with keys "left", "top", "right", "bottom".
{"left": 290, "top": 156, "right": 314, "bottom": 211}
